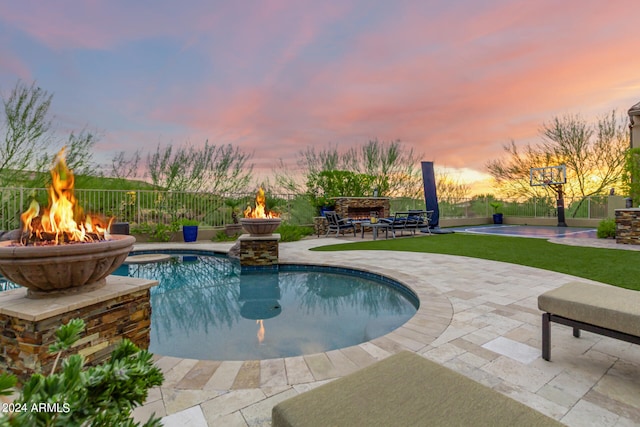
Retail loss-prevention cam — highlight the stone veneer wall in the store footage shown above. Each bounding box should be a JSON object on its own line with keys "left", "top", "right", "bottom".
{"left": 239, "top": 234, "right": 280, "bottom": 267}
{"left": 333, "top": 197, "right": 391, "bottom": 219}
{"left": 314, "top": 217, "right": 328, "bottom": 236}
{"left": 0, "top": 277, "right": 156, "bottom": 384}
{"left": 615, "top": 209, "right": 640, "bottom": 245}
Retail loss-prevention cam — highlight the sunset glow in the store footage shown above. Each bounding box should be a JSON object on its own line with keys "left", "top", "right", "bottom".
{"left": 1, "top": 1, "right": 638, "bottom": 191}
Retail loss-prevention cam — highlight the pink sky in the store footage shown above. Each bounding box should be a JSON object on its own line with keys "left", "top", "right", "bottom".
{"left": 1, "top": 0, "right": 639, "bottom": 190}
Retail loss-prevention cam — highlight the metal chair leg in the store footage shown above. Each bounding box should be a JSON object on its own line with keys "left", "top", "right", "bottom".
{"left": 542, "top": 313, "right": 551, "bottom": 361}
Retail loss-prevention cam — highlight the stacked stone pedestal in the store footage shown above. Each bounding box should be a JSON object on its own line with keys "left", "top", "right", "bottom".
{"left": 238, "top": 234, "right": 280, "bottom": 271}
{"left": 615, "top": 208, "right": 640, "bottom": 244}
{"left": 0, "top": 275, "right": 158, "bottom": 383}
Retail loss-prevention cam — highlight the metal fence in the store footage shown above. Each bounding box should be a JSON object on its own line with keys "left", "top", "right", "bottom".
{"left": 434, "top": 195, "right": 610, "bottom": 220}
{"left": 0, "top": 187, "right": 612, "bottom": 232}
{"left": 0, "top": 188, "right": 268, "bottom": 231}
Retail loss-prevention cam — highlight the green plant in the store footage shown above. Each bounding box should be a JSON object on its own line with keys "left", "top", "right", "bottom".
{"left": 178, "top": 218, "right": 199, "bottom": 226}
{"left": 307, "top": 170, "right": 376, "bottom": 209}
{"left": 313, "top": 195, "right": 335, "bottom": 208}
{"left": 283, "top": 195, "right": 316, "bottom": 225}
{"left": 623, "top": 147, "right": 640, "bottom": 204}
{"left": 213, "top": 230, "right": 239, "bottom": 242}
{"left": 275, "top": 223, "right": 314, "bottom": 242}
{"left": 489, "top": 202, "right": 502, "bottom": 214}
{"left": 131, "top": 222, "right": 179, "bottom": 242}
{"left": 0, "top": 319, "right": 163, "bottom": 426}
{"left": 224, "top": 198, "right": 243, "bottom": 224}
{"left": 597, "top": 218, "right": 617, "bottom": 239}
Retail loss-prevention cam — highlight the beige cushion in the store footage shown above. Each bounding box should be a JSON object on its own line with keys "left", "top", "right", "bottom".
{"left": 538, "top": 281, "right": 640, "bottom": 337}
{"left": 272, "top": 351, "right": 562, "bottom": 427}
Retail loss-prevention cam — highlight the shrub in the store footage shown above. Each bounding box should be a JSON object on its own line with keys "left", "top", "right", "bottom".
{"left": 597, "top": 218, "right": 616, "bottom": 239}
{"left": 213, "top": 230, "right": 239, "bottom": 242}
{"left": 276, "top": 223, "right": 314, "bottom": 242}
{"left": 0, "top": 319, "right": 163, "bottom": 426}
{"left": 131, "top": 222, "right": 179, "bottom": 242}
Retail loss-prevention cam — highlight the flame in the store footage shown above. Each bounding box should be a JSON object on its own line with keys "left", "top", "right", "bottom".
{"left": 257, "top": 319, "right": 265, "bottom": 344}
{"left": 243, "top": 187, "right": 280, "bottom": 219}
{"left": 20, "top": 147, "right": 114, "bottom": 245}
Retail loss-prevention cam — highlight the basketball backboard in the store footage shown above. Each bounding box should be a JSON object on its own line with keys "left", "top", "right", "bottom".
{"left": 530, "top": 165, "right": 566, "bottom": 187}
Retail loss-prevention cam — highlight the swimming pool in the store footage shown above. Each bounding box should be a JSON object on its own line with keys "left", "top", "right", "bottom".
{"left": 114, "top": 251, "right": 418, "bottom": 361}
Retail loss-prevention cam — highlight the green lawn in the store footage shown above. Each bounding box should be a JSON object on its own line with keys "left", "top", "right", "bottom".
{"left": 312, "top": 234, "right": 640, "bottom": 291}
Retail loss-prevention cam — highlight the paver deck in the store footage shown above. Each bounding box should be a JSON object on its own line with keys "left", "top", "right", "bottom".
{"left": 132, "top": 235, "right": 640, "bottom": 426}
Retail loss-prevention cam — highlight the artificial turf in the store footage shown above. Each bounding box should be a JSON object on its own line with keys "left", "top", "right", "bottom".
{"left": 311, "top": 233, "right": 640, "bottom": 291}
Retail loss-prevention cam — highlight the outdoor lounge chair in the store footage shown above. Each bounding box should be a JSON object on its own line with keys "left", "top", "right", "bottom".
{"left": 381, "top": 210, "right": 432, "bottom": 237}
{"left": 272, "top": 351, "right": 563, "bottom": 427}
{"left": 324, "top": 211, "right": 356, "bottom": 237}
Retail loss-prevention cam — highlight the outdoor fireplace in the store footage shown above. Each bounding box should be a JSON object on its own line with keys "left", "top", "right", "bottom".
{"left": 334, "top": 197, "right": 390, "bottom": 220}
{"left": 313, "top": 197, "right": 391, "bottom": 236}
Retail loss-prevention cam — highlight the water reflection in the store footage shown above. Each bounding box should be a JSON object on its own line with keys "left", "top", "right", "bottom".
{"left": 239, "top": 272, "right": 282, "bottom": 320}
{"left": 115, "top": 253, "right": 416, "bottom": 360}
{"left": 239, "top": 272, "right": 282, "bottom": 344}
{"left": 288, "top": 271, "right": 411, "bottom": 317}
{"left": 0, "top": 278, "right": 21, "bottom": 292}
{"left": 118, "top": 255, "right": 242, "bottom": 338}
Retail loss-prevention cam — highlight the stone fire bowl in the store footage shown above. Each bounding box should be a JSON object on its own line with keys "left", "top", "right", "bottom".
{"left": 240, "top": 218, "right": 282, "bottom": 236}
{"left": 0, "top": 234, "right": 135, "bottom": 298}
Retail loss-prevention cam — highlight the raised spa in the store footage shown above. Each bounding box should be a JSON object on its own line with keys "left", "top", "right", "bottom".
{"left": 115, "top": 251, "right": 418, "bottom": 361}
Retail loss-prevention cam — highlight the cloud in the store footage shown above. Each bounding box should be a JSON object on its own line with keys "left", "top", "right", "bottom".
{"left": 1, "top": 0, "right": 638, "bottom": 184}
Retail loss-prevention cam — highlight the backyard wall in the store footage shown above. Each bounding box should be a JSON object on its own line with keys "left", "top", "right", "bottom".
{"left": 438, "top": 217, "right": 601, "bottom": 228}
{"left": 501, "top": 217, "right": 601, "bottom": 228}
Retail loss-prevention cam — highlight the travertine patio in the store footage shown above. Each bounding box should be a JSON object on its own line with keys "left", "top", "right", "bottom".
{"left": 132, "top": 236, "right": 640, "bottom": 426}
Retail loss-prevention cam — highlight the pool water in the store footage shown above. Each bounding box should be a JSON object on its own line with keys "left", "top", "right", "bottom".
{"left": 114, "top": 253, "right": 418, "bottom": 361}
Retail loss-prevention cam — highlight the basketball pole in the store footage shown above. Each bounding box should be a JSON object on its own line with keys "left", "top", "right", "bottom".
{"left": 553, "top": 184, "right": 568, "bottom": 227}
{"left": 531, "top": 165, "right": 567, "bottom": 228}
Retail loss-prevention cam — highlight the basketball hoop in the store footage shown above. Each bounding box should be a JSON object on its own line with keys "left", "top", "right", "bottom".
{"left": 530, "top": 165, "right": 566, "bottom": 187}
{"left": 530, "top": 165, "right": 567, "bottom": 227}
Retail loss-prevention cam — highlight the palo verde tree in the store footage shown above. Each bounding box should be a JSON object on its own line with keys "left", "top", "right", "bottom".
{"left": 38, "top": 128, "right": 101, "bottom": 183}
{"left": 435, "top": 168, "right": 471, "bottom": 203}
{"left": 111, "top": 148, "right": 142, "bottom": 180}
{"left": 486, "top": 111, "right": 629, "bottom": 214}
{"left": 145, "top": 141, "right": 253, "bottom": 193}
{"left": 0, "top": 80, "right": 100, "bottom": 187}
{"left": 275, "top": 139, "right": 424, "bottom": 199}
{"left": 0, "top": 81, "right": 52, "bottom": 186}
{"left": 307, "top": 169, "right": 377, "bottom": 207}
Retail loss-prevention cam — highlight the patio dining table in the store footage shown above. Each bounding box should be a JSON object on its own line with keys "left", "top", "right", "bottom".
{"left": 359, "top": 221, "right": 391, "bottom": 240}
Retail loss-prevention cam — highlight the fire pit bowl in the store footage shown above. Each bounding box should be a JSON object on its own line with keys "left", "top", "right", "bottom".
{"left": 240, "top": 218, "right": 282, "bottom": 236}
{"left": 0, "top": 235, "right": 135, "bottom": 298}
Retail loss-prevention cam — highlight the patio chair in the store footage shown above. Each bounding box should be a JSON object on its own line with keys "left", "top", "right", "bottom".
{"left": 382, "top": 210, "right": 432, "bottom": 237}
{"left": 324, "top": 211, "right": 356, "bottom": 237}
